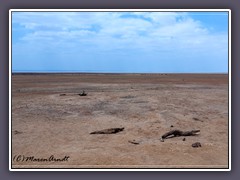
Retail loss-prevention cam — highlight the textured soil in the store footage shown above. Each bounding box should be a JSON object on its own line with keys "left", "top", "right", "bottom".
{"left": 11, "top": 73, "right": 229, "bottom": 169}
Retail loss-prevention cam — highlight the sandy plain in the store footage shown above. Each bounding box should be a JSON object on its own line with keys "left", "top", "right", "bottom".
{"left": 11, "top": 73, "right": 229, "bottom": 169}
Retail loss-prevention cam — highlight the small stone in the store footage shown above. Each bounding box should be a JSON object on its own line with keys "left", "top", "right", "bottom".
{"left": 79, "top": 90, "right": 87, "bottom": 96}
{"left": 170, "top": 125, "right": 174, "bottom": 128}
{"left": 13, "top": 130, "right": 23, "bottom": 135}
{"left": 183, "top": 138, "right": 186, "bottom": 141}
{"left": 90, "top": 127, "right": 124, "bottom": 134}
{"left": 192, "top": 142, "right": 201, "bottom": 148}
{"left": 193, "top": 117, "right": 203, "bottom": 122}
{"left": 128, "top": 140, "right": 140, "bottom": 145}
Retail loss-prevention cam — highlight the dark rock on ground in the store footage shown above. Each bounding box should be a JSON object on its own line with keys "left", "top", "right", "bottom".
{"left": 192, "top": 142, "right": 202, "bottom": 148}
{"left": 90, "top": 127, "right": 124, "bottom": 134}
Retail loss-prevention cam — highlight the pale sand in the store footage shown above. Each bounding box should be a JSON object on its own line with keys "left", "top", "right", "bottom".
{"left": 11, "top": 74, "right": 229, "bottom": 169}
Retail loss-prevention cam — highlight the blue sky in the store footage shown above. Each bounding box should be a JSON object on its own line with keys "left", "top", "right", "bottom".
{"left": 12, "top": 11, "right": 229, "bottom": 73}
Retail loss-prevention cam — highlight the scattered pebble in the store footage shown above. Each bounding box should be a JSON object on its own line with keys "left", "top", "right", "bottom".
{"left": 192, "top": 142, "right": 202, "bottom": 148}
{"left": 90, "top": 127, "right": 124, "bottom": 134}
{"left": 193, "top": 117, "right": 203, "bottom": 122}
{"left": 13, "top": 130, "right": 23, "bottom": 135}
{"left": 128, "top": 140, "right": 140, "bottom": 145}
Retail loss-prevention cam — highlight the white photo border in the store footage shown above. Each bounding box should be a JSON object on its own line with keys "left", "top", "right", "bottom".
{"left": 9, "top": 9, "right": 231, "bottom": 171}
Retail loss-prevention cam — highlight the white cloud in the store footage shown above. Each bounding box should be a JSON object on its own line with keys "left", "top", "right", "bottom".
{"left": 12, "top": 11, "right": 228, "bottom": 72}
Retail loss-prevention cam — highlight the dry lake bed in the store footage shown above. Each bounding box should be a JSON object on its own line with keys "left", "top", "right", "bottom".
{"left": 11, "top": 73, "right": 229, "bottom": 169}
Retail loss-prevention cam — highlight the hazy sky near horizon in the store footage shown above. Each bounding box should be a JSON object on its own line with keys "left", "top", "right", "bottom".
{"left": 12, "top": 11, "right": 229, "bottom": 73}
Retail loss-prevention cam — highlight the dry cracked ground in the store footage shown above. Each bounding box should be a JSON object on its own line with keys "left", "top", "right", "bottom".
{"left": 11, "top": 74, "right": 229, "bottom": 169}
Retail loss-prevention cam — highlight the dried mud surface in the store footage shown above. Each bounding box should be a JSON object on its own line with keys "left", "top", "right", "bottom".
{"left": 11, "top": 74, "right": 229, "bottom": 168}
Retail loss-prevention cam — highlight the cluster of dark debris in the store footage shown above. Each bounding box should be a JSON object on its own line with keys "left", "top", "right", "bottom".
{"left": 89, "top": 127, "right": 202, "bottom": 148}
{"left": 59, "top": 90, "right": 87, "bottom": 97}
{"left": 160, "top": 129, "right": 202, "bottom": 148}
{"left": 17, "top": 88, "right": 202, "bottom": 148}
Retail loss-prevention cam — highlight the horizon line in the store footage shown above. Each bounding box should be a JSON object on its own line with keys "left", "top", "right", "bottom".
{"left": 12, "top": 72, "right": 228, "bottom": 75}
